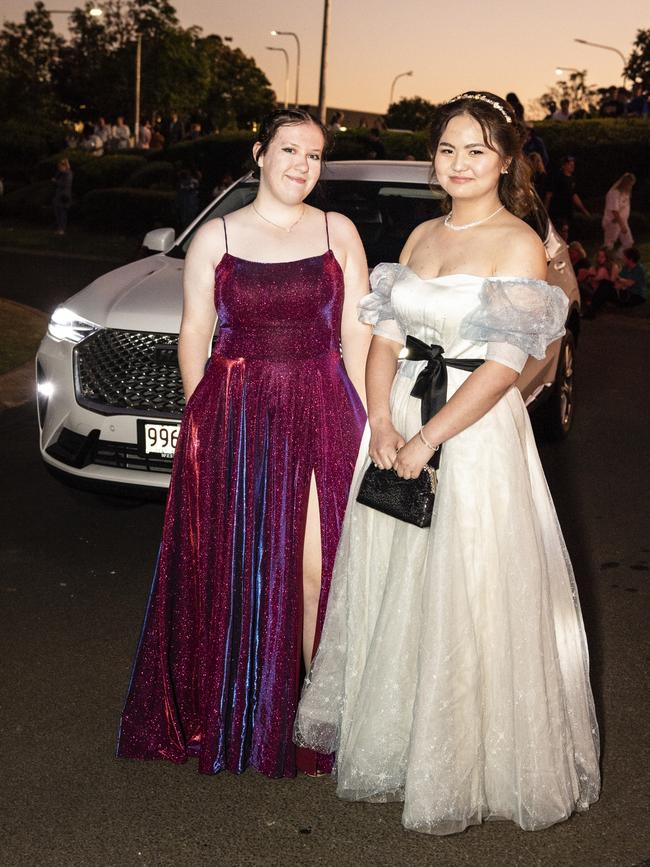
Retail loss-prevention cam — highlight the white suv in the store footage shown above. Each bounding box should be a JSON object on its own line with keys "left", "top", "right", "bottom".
{"left": 36, "top": 161, "right": 580, "bottom": 496}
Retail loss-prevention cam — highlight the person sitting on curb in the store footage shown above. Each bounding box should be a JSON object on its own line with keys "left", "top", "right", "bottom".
{"left": 615, "top": 247, "right": 646, "bottom": 307}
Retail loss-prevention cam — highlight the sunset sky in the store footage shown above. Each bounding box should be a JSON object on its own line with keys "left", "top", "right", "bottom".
{"left": 3, "top": 0, "right": 647, "bottom": 118}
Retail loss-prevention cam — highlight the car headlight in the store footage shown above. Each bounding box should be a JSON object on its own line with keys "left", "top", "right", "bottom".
{"left": 47, "top": 306, "right": 99, "bottom": 343}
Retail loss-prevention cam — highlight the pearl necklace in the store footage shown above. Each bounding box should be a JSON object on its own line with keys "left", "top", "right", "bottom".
{"left": 444, "top": 204, "right": 505, "bottom": 231}
{"left": 252, "top": 202, "right": 305, "bottom": 233}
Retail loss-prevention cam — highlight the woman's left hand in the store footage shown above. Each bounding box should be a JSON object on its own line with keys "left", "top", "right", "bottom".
{"left": 393, "top": 435, "right": 434, "bottom": 479}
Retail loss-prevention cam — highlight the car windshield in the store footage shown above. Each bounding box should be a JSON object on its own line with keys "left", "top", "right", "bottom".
{"left": 169, "top": 177, "right": 445, "bottom": 266}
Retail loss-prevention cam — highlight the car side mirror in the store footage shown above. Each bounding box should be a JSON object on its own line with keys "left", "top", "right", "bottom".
{"left": 142, "top": 227, "right": 176, "bottom": 253}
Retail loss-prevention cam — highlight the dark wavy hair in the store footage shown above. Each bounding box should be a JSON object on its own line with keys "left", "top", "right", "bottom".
{"left": 254, "top": 108, "right": 330, "bottom": 162}
{"left": 428, "top": 91, "right": 535, "bottom": 217}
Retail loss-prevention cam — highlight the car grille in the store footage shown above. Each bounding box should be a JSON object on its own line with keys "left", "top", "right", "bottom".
{"left": 75, "top": 329, "right": 185, "bottom": 417}
{"left": 94, "top": 439, "right": 173, "bottom": 473}
{"left": 46, "top": 427, "right": 174, "bottom": 474}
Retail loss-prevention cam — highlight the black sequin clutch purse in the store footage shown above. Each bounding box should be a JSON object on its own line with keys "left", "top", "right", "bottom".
{"left": 356, "top": 461, "right": 438, "bottom": 528}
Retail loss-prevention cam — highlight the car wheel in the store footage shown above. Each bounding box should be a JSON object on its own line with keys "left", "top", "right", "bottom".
{"left": 539, "top": 331, "right": 576, "bottom": 441}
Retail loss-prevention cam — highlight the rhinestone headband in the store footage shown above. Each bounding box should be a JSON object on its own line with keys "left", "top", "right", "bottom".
{"left": 446, "top": 93, "right": 513, "bottom": 124}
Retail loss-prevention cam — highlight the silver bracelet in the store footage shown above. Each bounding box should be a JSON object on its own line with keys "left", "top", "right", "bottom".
{"left": 418, "top": 427, "right": 439, "bottom": 452}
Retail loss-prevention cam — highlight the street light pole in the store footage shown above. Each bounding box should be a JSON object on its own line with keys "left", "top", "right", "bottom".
{"left": 317, "top": 0, "right": 330, "bottom": 124}
{"left": 134, "top": 33, "right": 142, "bottom": 144}
{"left": 266, "top": 47, "right": 290, "bottom": 109}
{"left": 271, "top": 30, "right": 301, "bottom": 106}
{"left": 574, "top": 38, "right": 627, "bottom": 81}
{"left": 389, "top": 70, "right": 413, "bottom": 107}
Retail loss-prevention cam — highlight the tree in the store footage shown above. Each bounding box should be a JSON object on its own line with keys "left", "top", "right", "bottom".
{"left": 536, "top": 70, "right": 599, "bottom": 118}
{"left": 624, "top": 28, "right": 650, "bottom": 89}
{"left": 385, "top": 96, "right": 437, "bottom": 131}
{"left": 1, "top": 0, "right": 276, "bottom": 132}
{"left": 0, "top": 1, "right": 64, "bottom": 120}
{"left": 57, "top": 1, "right": 274, "bottom": 127}
{"left": 203, "top": 36, "right": 276, "bottom": 130}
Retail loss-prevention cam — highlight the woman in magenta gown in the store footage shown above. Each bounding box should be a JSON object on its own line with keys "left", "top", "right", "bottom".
{"left": 117, "top": 110, "right": 370, "bottom": 777}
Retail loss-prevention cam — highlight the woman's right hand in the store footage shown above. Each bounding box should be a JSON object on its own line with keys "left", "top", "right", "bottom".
{"left": 368, "top": 419, "right": 406, "bottom": 470}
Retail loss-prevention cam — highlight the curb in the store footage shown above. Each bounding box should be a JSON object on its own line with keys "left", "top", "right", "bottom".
{"left": 0, "top": 298, "right": 47, "bottom": 411}
{"left": 0, "top": 358, "right": 35, "bottom": 411}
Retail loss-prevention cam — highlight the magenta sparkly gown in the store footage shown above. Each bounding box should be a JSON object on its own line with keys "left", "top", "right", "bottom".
{"left": 118, "top": 215, "right": 365, "bottom": 777}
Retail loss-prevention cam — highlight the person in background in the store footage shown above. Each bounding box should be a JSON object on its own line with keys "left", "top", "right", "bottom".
{"left": 505, "top": 91, "right": 524, "bottom": 121}
{"left": 137, "top": 119, "right": 152, "bottom": 149}
{"left": 328, "top": 111, "right": 344, "bottom": 131}
{"left": 585, "top": 246, "right": 620, "bottom": 316}
{"left": 615, "top": 247, "right": 646, "bottom": 306}
{"left": 167, "top": 111, "right": 184, "bottom": 146}
{"left": 526, "top": 152, "right": 547, "bottom": 198}
{"left": 568, "top": 241, "right": 593, "bottom": 310}
{"left": 522, "top": 124, "right": 549, "bottom": 169}
{"left": 212, "top": 172, "right": 234, "bottom": 198}
{"left": 543, "top": 99, "right": 557, "bottom": 119}
{"left": 93, "top": 117, "right": 110, "bottom": 146}
{"left": 545, "top": 156, "right": 590, "bottom": 240}
{"left": 627, "top": 83, "right": 648, "bottom": 117}
{"left": 602, "top": 173, "right": 635, "bottom": 250}
{"left": 600, "top": 86, "right": 625, "bottom": 117}
{"left": 79, "top": 122, "right": 103, "bottom": 156}
{"left": 551, "top": 99, "right": 571, "bottom": 120}
{"left": 52, "top": 158, "right": 73, "bottom": 236}
{"left": 111, "top": 116, "right": 131, "bottom": 149}
{"left": 366, "top": 127, "right": 386, "bottom": 159}
{"left": 175, "top": 168, "right": 201, "bottom": 229}
{"left": 150, "top": 124, "right": 165, "bottom": 150}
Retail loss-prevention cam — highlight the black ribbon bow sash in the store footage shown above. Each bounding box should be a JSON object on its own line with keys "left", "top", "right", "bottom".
{"left": 403, "top": 335, "right": 485, "bottom": 468}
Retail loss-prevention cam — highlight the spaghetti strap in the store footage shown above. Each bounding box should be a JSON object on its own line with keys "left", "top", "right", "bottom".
{"left": 324, "top": 212, "right": 331, "bottom": 251}
{"left": 222, "top": 217, "right": 229, "bottom": 253}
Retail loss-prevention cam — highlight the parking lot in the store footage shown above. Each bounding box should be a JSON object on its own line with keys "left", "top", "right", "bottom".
{"left": 1, "top": 250, "right": 649, "bottom": 866}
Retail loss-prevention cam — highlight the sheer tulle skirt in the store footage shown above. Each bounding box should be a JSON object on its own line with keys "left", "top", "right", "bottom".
{"left": 295, "top": 365, "right": 600, "bottom": 833}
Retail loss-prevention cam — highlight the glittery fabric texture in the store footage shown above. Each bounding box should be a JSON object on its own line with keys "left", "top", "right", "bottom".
{"left": 296, "top": 266, "right": 600, "bottom": 833}
{"left": 117, "top": 248, "right": 365, "bottom": 778}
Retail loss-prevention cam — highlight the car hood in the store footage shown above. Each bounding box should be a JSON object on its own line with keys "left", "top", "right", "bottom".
{"left": 62, "top": 253, "right": 185, "bottom": 333}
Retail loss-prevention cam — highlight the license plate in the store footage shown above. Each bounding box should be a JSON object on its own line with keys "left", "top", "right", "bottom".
{"left": 137, "top": 420, "right": 180, "bottom": 457}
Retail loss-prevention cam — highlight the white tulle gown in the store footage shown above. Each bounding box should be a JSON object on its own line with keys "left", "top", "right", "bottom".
{"left": 295, "top": 264, "right": 600, "bottom": 835}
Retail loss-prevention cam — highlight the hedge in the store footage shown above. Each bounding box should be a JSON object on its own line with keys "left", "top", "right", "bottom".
{"left": 2, "top": 119, "right": 648, "bottom": 230}
{"left": 142, "top": 121, "right": 650, "bottom": 208}
{"left": 0, "top": 180, "right": 56, "bottom": 222}
{"left": 77, "top": 188, "right": 175, "bottom": 233}
{"left": 126, "top": 161, "right": 175, "bottom": 190}
{"left": 35, "top": 152, "right": 148, "bottom": 196}
{"left": 147, "top": 132, "right": 255, "bottom": 193}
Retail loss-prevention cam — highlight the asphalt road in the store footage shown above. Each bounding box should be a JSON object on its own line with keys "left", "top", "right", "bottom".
{"left": 1, "top": 253, "right": 649, "bottom": 867}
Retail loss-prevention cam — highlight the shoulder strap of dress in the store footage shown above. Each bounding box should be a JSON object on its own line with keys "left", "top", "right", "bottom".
{"left": 222, "top": 216, "right": 229, "bottom": 253}
{"left": 324, "top": 211, "right": 331, "bottom": 251}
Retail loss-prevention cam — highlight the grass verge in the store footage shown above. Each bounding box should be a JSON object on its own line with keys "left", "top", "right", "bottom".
{"left": 0, "top": 218, "right": 141, "bottom": 263}
{"left": 0, "top": 299, "right": 48, "bottom": 376}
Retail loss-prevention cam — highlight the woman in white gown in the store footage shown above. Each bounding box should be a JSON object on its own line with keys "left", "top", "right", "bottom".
{"left": 295, "top": 92, "right": 600, "bottom": 835}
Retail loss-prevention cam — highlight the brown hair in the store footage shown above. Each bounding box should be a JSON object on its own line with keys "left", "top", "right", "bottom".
{"left": 428, "top": 91, "right": 535, "bottom": 217}
{"left": 254, "top": 108, "right": 329, "bottom": 162}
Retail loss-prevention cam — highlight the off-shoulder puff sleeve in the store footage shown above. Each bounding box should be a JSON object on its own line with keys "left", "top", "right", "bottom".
{"left": 358, "top": 263, "right": 406, "bottom": 346}
{"left": 460, "top": 277, "right": 569, "bottom": 373}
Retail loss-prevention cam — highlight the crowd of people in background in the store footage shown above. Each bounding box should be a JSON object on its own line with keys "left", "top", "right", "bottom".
{"left": 72, "top": 111, "right": 216, "bottom": 156}
{"left": 503, "top": 82, "right": 647, "bottom": 318}
{"left": 539, "top": 82, "right": 648, "bottom": 122}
